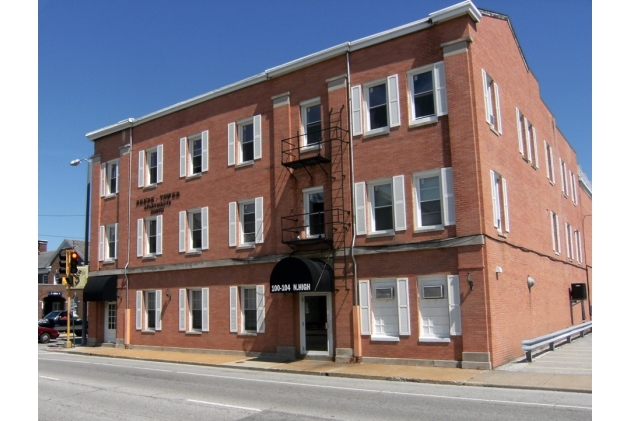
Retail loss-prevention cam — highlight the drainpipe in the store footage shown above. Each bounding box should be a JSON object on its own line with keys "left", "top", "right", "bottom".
{"left": 346, "top": 47, "right": 362, "bottom": 362}
{"left": 124, "top": 121, "right": 134, "bottom": 348}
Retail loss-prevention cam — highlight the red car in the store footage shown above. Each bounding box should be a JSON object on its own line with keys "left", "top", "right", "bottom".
{"left": 38, "top": 326, "right": 60, "bottom": 343}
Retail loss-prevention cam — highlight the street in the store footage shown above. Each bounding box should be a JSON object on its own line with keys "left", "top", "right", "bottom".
{"left": 39, "top": 346, "right": 591, "bottom": 421}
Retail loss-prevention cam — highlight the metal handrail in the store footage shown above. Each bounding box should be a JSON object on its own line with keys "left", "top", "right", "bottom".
{"left": 521, "top": 321, "right": 592, "bottom": 362}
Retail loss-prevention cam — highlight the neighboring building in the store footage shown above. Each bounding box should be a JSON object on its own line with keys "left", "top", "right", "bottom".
{"left": 84, "top": 1, "right": 591, "bottom": 368}
{"left": 37, "top": 239, "right": 86, "bottom": 320}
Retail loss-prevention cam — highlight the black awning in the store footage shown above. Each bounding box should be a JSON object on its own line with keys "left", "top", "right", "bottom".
{"left": 270, "top": 257, "right": 334, "bottom": 293}
{"left": 84, "top": 275, "right": 118, "bottom": 302}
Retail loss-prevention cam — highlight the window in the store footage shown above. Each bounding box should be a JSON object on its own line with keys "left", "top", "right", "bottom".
{"left": 100, "top": 159, "right": 119, "bottom": 196}
{"left": 350, "top": 75, "right": 400, "bottom": 136}
{"left": 39, "top": 274, "right": 48, "bottom": 284}
{"left": 490, "top": 170, "right": 510, "bottom": 234}
{"left": 560, "top": 159, "right": 569, "bottom": 197}
{"left": 178, "top": 288, "right": 209, "bottom": 332}
{"left": 303, "top": 187, "right": 325, "bottom": 238}
{"left": 569, "top": 170, "right": 579, "bottom": 205}
{"left": 229, "top": 197, "right": 264, "bottom": 247}
{"left": 135, "top": 290, "right": 162, "bottom": 331}
{"left": 227, "top": 116, "right": 262, "bottom": 166}
{"left": 544, "top": 141, "right": 556, "bottom": 184}
{"left": 565, "top": 222, "right": 575, "bottom": 261}
{"left": 355, "top": 176, "right": 406, "bottom": 235}
{"left": 574, "top": 229, "right": 583, "bottom": 264}
{"left": 179, "top": 208, "right": 208, "bottom": 252}
{"left": 136, "top": 216, "right": 162, "bottom": 257}
{"left": 516, "top": 109, "right": 538, "bottom": 167}
{"left": 98, "top": 223, "right": 118, "bottom": 261}
{"left": 417, "top": 275, "right": 461, "bottom": 341}
{"left": 406, "top": 62, "right": 447, "bottom": 126}
{"left": 301, "top": 99, "right": 322, "bottom": 148}
{"left": 358, "top": 278, "right": 411, "bottom": 341}
{"left": 179, "top": 131, "right": 208, "bottom": 178}
{"left": 482, "top": 70, "right": 502, "bottom": 134}
{"left": 412, "top": 168, "right": 455, "bottom": 231}
{"left": 229, "top": 285, "right": 265, "bottom": 334}
{"left": 550, "top": 211, "right": 562, "bottom": 254}
{"left": 138, "top": 145, "right": 163, "bottom": 188}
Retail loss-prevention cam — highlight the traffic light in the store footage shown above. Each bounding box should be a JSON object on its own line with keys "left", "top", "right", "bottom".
{"left": 59, "top": 249, "right": 69, "bottom": 277}
{"left": 69, "top": 250, "right": 79, "bottom": 274}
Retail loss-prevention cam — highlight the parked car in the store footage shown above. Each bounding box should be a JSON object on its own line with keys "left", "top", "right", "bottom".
{"left": 38, "top": 310, "right": 87, "bottom": 335}
{"left": 38, "top": 326, "right": 60, "bottom": 343}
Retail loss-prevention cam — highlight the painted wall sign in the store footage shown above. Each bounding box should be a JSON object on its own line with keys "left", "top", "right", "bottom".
{"left": 137, "top": 191, "right": 181, "bottom": 214}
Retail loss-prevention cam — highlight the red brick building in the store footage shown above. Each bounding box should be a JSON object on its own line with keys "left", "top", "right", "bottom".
{"left": 84, "top": 1, "right": 591, "bottom": 369}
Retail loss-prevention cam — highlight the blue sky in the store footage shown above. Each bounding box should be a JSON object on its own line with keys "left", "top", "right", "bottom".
{"left": 35, "top": 0, "right": 593, "bottom": 251}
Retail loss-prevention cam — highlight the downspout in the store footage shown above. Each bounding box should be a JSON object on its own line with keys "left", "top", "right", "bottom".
{"left": 346, "top": 47, "right": 362, "bottom": 362}
{"left": 124, "top": 121, "right": 134, "bottom": 348}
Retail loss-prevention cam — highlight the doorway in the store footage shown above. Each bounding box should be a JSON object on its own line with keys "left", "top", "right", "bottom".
{"left": 300, "top": 293, "right": 331, "bottom": 356}
{"left": 104, "top": 301, "right": 116, "bottom": 343}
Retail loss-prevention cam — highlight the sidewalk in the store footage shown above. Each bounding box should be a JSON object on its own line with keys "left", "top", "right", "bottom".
{"left": 48, "top": 336, "right": 591, "bottom": 394}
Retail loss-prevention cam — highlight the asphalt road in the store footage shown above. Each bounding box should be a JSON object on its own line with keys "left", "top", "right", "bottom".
{"left": 39, "top": 348, "right": 591, "bottom": 421}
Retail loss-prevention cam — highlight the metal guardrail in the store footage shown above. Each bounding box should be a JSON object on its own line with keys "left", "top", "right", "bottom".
{"left": 521, "top": 321, "right": 592, "bottom": 362}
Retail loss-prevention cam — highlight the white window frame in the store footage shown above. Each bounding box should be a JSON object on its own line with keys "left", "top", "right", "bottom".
{"left": 179, "top": 131, "right": 208, "bottom": 178}
{"left": 359, "top": 74, "right": 400, "bottom": 137}
{"left": 99, "top": 223, "right": 118, "bottom": 262}
{"left": 179, "top": 207, "right": 208, "bottom": 253}
{"left": 569, "top": 169, "right": 579, "bottom": 205}
{"left": 100, "top": 159, "right": 119, "bottom": 197}
{"left": 412, "top": 168, "right": 455, "bottom": 231}
{"left": 574, "top": 229, "right": 583, "bottom": 264}
{"left": 178, "top": 288, "right": 209, "bottom": 333}
{"left": 229, "top": 285, "right": 265, "bottom": 334}
{"left": 565, "top": 222, "right": 574, "bottom": 261}
{"left": 229, "top": 115, "right": 262, "bottom": 166}
{"left": 138, "top": 145, "right": 163, "bottom": 188}
{"left": 366, "top": 176, "right": 406, "bottom": 235}
{"left": 137, "top": 215, "right": 162, "bottom": 257}
{"left": 406, "top": 61, "right": 447, "bottom": 127}
{"left": 136, "top": 290, "right": 162, "bottom": 331}
{"left": 525, "top": 119, "right": 539, "bottom": 169}
{"left": 417, "top": 275, "right": 461, "bottom": 342}
{"left": 300, "top": 98, "right": 322, "bottom": 149}
{"left": 229, "top": 197, "right": 264, "bottom": 247}
{"left": 490, "top": 170, "right": 510, "bottom": 234}
{"left": 550, "top": 211, "right": 562, "bottom": 255}
{"left": 560, "top": 158, "right": 569, "bottom": 197}
{"left": 357, "top": 278, "right": 411, "bottom": 341}
{"left": 482, "top": 70, "right": 502, "bottom": 134}
{"left": 544, "top": 141, "right": 556, "bottom": 184}
{"left": 303, "top": 186, "right": 325, "bottom": 239}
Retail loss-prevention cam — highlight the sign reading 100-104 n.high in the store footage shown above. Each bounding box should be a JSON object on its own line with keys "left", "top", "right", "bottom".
{"left": 271, "top": 283, "right": 313, "bottom": 293}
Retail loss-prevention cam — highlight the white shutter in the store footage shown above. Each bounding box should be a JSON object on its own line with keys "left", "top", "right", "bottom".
{"left": 434, "top": 61, "right": 448, "bottom": 116}
{"left": 502, "top": 178, "right": 510, "bottom": 232}
{"left": 482, "top": 70, "right": 490, "bottom": 124}
{"left": 493, "top": 82, "right": 502, "bottom": 133}
{"left": 201, "top": 130, "right": 209, "bottom": 172}
{"left": 524, "top": 118, "right": 532, "bottom": 162}
{"left": 397, "top": 278, "right": 411, "bottom": 336}
{"left": 155, "top": 290, "right": 162, "bottom": 331}
{"left": 201, "top": 206, "right": 209, "bottom": 250}
{"left": 157, "top": 144, "right": 163, "bottom": 183}
{"left": 137, "top": 219, "right": 144, "bottom": 257}
{"left": 447, "top": 275, "right": 462, "bottom": 335}
{"left": 98, "top": 226, "right": 105, "bottom": 262}
{"left": 180, "top": 137, "right": 187, "bottom": 177}
{"left": 544, "top": 141, "right": 551, "bottom": 179}
{"left": 136, "top": 291, "right": 142, "bottom": 330}
{"left": 550, "top": 212, "right": 556, "bottom": 252}
{"left": 156, "top": 215, "right": 163, "bottom": 255}
{"left": 516, "top": 108, "right": 524, "bottom": 155}
{"left": 255, "top": 197, "right": 264, "bottom": 244}
{"left": 351, "top": 85, "right": 363, "bottom": 136}
{"left": 358, "top": 280, "right": 371, "bottom": 335}
{"left": 490, "top": 171, "right": 499, "bottom": 228}
{"left": 565, "top": 223, "right": 571, "bottom": 259}
{"left": 256, "top": 285, "right": 265, "bottom": 333}
{"left": 229, "top": 202, "right": 237, "bottom": 247}
{"left": 100, "top": 163, "right": 106, "bottom": 197}
{"left": 354, "top": 182, "right": 367, "bottom": 235}
{"left": 113, "top": 223, "right": 118, "bottom": 259}
{"left": 114, "top": 161, "right": 119, "bottom": 193}
{"left": 253, "top": 115, "right": 262, "bottom": 160}
{"left": 229, "top": 286, "right": 238, "bottom": 333}
{"left": 179, "top": 289, "right": 186, "bottom": 332}
{"left": 550, "top": 147, "right": 556, "bottom": 184}
{"left": 441, "top": 167, "right": 456, "bottom": 226}
{"left": 227, "top": 122, "right": 236, "bottom": 166}
{"left": 178, "top": 211, "right": 186, "bottom": 252}
{"left": 532, "top": 127, "right": 539, "bottom": 168}
{"left": 138, "top": 150, "right": 145, "bottom": 188}
{"left": 556, "top": 214, "right": 562, "bottom": 255}
{"left": 202, "top": 287, "right": 209, "bottom": 332}
{"left": 387, "top": 74, "right": 401, "bottom": 128}
{"left": 393, "top": 175, "right": 406, "bottom": 231}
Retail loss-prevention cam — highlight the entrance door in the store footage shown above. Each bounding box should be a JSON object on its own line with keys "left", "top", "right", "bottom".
{"left": 104, "top": 302, "right": 116, "bottom": 343}
{"left": 300, "top": 293, "right": 331, "bottom": 356}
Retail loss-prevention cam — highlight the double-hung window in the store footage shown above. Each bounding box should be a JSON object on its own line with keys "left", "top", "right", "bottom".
{"left": 301, "top": 99, "right": 322, "bottom": 148}
{"left": 179, "top": 207, "right": 209, "bottom": 253}
{"left": 358, "top": 278, "right": 411, "bottom": 341}
{"left": 560, "top": 158, "right": 569, "bottom": 197}
{"left": 138, "top": 145, "right": 163, "bottom": 187}
{"left": 137, "top": 216, "right": 162, "bottom": 257}
{"left": 516, "top": 109, "right": 538, "bottom": 167}
{"left": 351, "top": 75, "right": 401, "bottom": 137}
{"left": 574, "top": 229, "right": 583, "bottom": 264}
{"left": 550, "top": 211, "right": 562, "bottom": 254}
{"left": 406, "top": 62, "right": 447, "bottom": 126}
{"left": 544, "top": 141, "right": 556, "bottom": 184}
{"left": 227, "top": 115, "right": 262, "bottom": 166}
{"left": 303, "top": 187, "right": 325, "bottom": 238}
{"left": 412, "top": 168, "right": 455, "bottom": 231}
{"left": 490, "top": 170, "right": 510, "bottom": 234}
{"left": 229, "top": 285, "right": 265, "bottom": 334}
{"left": 482, "top": 69, "right": 502, "bottom": 134}
{"left": 40, "top": 275, "right": 48, "bottom": 284}
{"left": 98, "top": 223, "right": 118, "bottom": 262}
{"left": 565, "top": 222, "right": 574, "bottom": 261}
{"left": 229, "top": 197, "right": 264, "bottom": 247}
{"left": 179, "top": 131, "right": 208, "bottom": 178}
{"left": 100, "top": 159, "right": 119, "bottom": 197}
{"left": 355, "top": 176, "right": 406, "bottom": 235}
{"left": 178, "top": 288, "right": 209, "bottom": 333}
{"left": 569, "top": 169, "right": 579, "bottom": 205}
{"left": 136, "top": 290, "right": 162, "bottom": 331}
